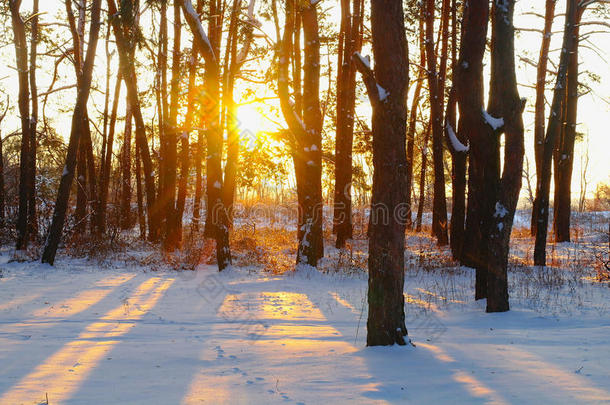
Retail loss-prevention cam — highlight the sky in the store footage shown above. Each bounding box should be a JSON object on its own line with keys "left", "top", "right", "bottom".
{"left": 0, "top": 0, "right": 608, "bottom": 203}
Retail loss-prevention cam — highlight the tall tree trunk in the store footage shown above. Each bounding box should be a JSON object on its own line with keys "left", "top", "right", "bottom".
{"left": 446, "top": 0, "right": 467, "bottom": 260}
{"left": 277, "top": 0, "right": 324, "bottom": 267}
{"left": 533, "top": 0, "right": 578, "bottom": 266}
{"left": 553, "top": 6, "right": 582, "bottom": 243}
{"left": 406, "top": 13, "right": 426, "bottom": 231}
{"left": 193, "top": 128, "right": 204, "bottom": 231}
{"left": 415, "top": 123, "right": 431, "bottom": 232}
{"left": 120, "top": 103, "right": 133, "bottom": 229}
{"left": 108, "top": 0, "right": 161, "bottom": 242}
{"left": 455, "top": 0, "right": 489, "bottom": 299}
{"left": 0, "top": 134, "right": 4, "bottom": 223}
{"left": 424, "top": 0, "right": 449, "bottom": 246}
{"left": 531, "top": 0, "right": 557, "bottom": 236}
{"left": 353, "top": 0, "right": 409, "bottom": 346}
{"left": 158, "top": 0, "right": 169, "bottom": 212}
{"left": 0, "top": 103, "right": 7, "bottom": 224}
{"left": 202, "top": 0, "right": 225, "bottom": 238}
{"left": 485, "top": 0, "right": 525, "bottom": 312}
{"left": 299, "top": 5, "right": 324, "bottom": 265}
{"left": 42, "top": 0, "right": 102, "bottom": 264}
{"left": 191, "top": 0, "right": 205, "bottom": 232}
{"left": 163, "top": 0, "right": 182, "bottom": 250}
{"left": 181, "top": 0, "right": 232, "bottom": 270}
{"left": 333, "top": 0, "right": 363, "bottom": 248}
{"left": 75, "top": 138, "right": 88, "bottom": 232}
{"left": 83, "top": 114, "right": 99, "bottom": 235}
{"left": 98, "top": 73, "right": 123, "bottom": 233}
{"left": 135, "top": 140, "right": 146, "bottom": 239}
{"left": 9, "top": 0, "right": 32, "bottom": 251}
{"left": 176, "top": 48, "right": 197, "bottom": 236}
{"left": 28, "top": 0, "right": 39, "bottom": 241}
{"left": 220, "top": 0, "right": 241, "bottom": 223}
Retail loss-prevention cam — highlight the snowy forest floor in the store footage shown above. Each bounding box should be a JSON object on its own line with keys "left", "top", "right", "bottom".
{"left": 0, "top": 209, "right": 609, "bottom": 404}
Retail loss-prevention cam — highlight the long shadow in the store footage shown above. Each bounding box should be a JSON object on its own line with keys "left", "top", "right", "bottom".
{"left": 69, "top": 270, "right": 235, "bottom": 404}
{"left": 0, "top": 272, "right": 146, "bottom": 400}
{"left": 314, "top": 288, "right": 507, "bottom": 404}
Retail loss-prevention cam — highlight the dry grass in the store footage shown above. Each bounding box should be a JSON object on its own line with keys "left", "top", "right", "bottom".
{"left": 230, "top": 225, "right": 298, "bottom": 274}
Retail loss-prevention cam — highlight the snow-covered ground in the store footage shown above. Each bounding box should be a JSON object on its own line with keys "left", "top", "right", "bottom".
{"left": 1, "top": 237, "right": 609, "bottom": 405}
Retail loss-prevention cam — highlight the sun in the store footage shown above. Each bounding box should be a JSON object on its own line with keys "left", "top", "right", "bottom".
{"left": 235, "top": 103, "right": 266, "bottom": 138}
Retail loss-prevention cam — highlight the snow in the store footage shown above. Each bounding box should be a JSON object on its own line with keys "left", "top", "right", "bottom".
{"left": 354, "top": 52, "right": 370, "bottom": 69}
{"left": 376, "top": 84, "right": 389, "bottom": 102}
{"left": 446, "top": 123, "right": 469, "bottom": 152}
{"left": 182, "top": 0, "right": 217, "bottom": 62}
{"left": 0, "top": 209, "right": 608, "bottom": 404}
{"left": 482, "top": 109, "right": 504, "bottom": 130}
{"left": 494, "top": 202, "right": 509, "bottom": 218}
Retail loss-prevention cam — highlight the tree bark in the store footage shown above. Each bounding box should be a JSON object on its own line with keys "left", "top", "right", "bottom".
{"left": 406, "top": 13, "right": 426, "bottom": 231}
{"left": 0, "top": 103, "right": 7, "bottom": 223}
{"left": 98, "top": 73, "right": 123, "bottom": 233}
{"left": 424, "top": 0, "right": 449, "bottom": 246}
{"left": 191, "top": 0, "right": 205, "bottom": 232}
{"left": 333, "top": 0, "right": 363, "bottom": 248}
{"left": 446, "top": 0, "right": 467, "bottom": 260}
{"left": 135, "top": 140, "right": 146, "bottom": 239}
{"left": 533, "top": 0, "right": 578, "bottom": 266}
{"left": 531, "top": 0, "right": 557, "bottom": 236}
{"left": 354, "top": 0, "right": 409, "bottom": 346}
{"left": 28, "top": 0, "right": 39, "bottom": 241}
{"left": 108, "top": 0, "right": 161, "bottom": 242}
{"left": 277, "top": 0, "right": 324, "bottom": 267}
{"left": 163, "top": 0, "right": 182, "bottom": 250}
{"left": 415, "top": 123, "right": 431, "bottom": 233}
{"left": 75, "top": 137, "right": 88, "bottom": 233}
{"left": 9, "top": 0, "right": 32, "bottom": 251}
{"left": 455, "top": 0, "right": 489, "bottom": 300}
{"left": 42, "top": 0, "right": 102, "bottom": 264}
{"left": 553, "top": 5, "right": 582, "bottom": 243}
{"left": 120, "top": 103, "right": 133, "bottom": 230}
{"left": 485, "top": 0, "right": 525, "bottom": 313}
{"left": 181, "top": 0, "right": 232, "bottom": 270}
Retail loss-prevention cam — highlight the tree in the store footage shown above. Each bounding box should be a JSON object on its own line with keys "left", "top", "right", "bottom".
{"left": 445, "top": 0, "right": 468, "bottom": 260}
{"left": 552, "top": 1, "right": 601, "bottom": 242}
{"left": 333, "top": 0, "right": 363, "bottom": 248}
{"left": 28, "top": 0, "right": 39, "bottom": 241}
{"left": 455, "top": 0, "right": 489, "bottom": 298}
{"left": 162, "top": 0, "right": 182, "bottom": 250}
{"left": 533, "top": 0, "right": 579, "bottom": 266}
{"left": 0, "top": 98, "right": 8, "bottom": 225}
{"left": 405, "top": 12, "right": 426, "bottom": 230}
{"left": 424, "top": 0, "right": 450, "bottom": 246}
{"left": 484, "top": 0, "right": 525, "bottom": 312}
{"left": 181, "top": 0, "right": 232, "bottom": 270}
{"left": 41, "top": 0, "right": 103, "bottom": 265}
{"left": 221, "top": 0, "right": 257, "bottom": 221}
{"left": 108, "top": 0, "right": 161, "bottom": 242}
{"left": 9, "top": 0, "right": 32, "bottom": 252}
{"left": 65, "top": 0, "right": 101, "bottom": 236}
{"left": 531, "top": 0, "right": 556, "bottom": 236}
{"left": 120, "top": 102, "right": 133, "bottom": 230}
{"left": 353, "top": 0, "right": 409, "bottom": 346}
{"left": 98, "top": 72, "right": 123, "bottom": 233}
{"left": 276, "top": 0, "right": 324, "bottom": 267}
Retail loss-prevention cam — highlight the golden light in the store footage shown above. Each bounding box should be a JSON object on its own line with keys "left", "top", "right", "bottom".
{"left": 0, "top": 277, "right": 173, "bottom": 405}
